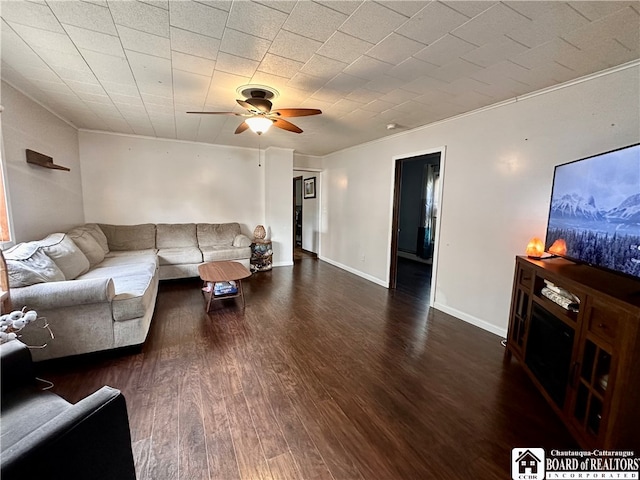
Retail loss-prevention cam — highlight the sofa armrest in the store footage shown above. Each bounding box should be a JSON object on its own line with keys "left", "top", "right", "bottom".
{"left": 10, "top": 278, "right": 116, "bottom": 310}
{"left": 0, "top": 340, "right": 35, "bottom": 394}
{"left": 233, "top": 233, "right": 252, "bottom": 247}
{"left": 1, "top": 386, "right": 136, "bottom": 480}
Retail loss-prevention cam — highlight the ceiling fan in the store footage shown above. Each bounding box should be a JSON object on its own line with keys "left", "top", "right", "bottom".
{"left": 187, "top": 88, "right": 322, "bottom": 135}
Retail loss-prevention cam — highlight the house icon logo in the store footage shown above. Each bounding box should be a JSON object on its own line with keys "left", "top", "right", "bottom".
{"left": 511, "top": 448, "right": 545, "bottom": 480}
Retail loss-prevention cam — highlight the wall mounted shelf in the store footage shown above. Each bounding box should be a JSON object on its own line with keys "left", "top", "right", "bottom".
{"left": 26, "top": 149, "right": 70, "bottom": 171}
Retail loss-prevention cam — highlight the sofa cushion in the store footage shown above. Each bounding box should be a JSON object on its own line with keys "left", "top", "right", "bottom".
{"left": 197, "top": 223, "right": 241, "bottom": 247}
{"left": 77, "top": 257, "right": 158, "bottom": 282}
{"left": 98, "top": 224, "right": 156, "bottom": 251}
{"left": 67, "top": 228, "right": 105, "bottom": 267}
{"left": 157, "top": 247, "right": 202, "bottom": 266}
{"left": 105, "top": 249, "right": 157, "bottom": 258}
{"left": 111, "top": 274, "right": 156, "bottom": 322}
{"left": 38, "top": 234, "right": 90, "bottom": 280}
{"left": 200, "top": 245, "right": 251, "bottom": 263}
{"left": 78, "top": 224, "right": 109, "bottom": 255}
{"left": 233, "top": 234, "right": 252, "bottom": 247}
{"left": 156, "top": 224, "right": 197, "bottom": 249}
{"left": 4, "top": 245, "right": 65, "bottom": 288}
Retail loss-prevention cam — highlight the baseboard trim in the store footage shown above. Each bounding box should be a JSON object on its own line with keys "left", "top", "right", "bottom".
{"left": 318, "top": 256, "right": 389, "bottom": 288}
{"left": 434, "top": 302, "right": 507, "bottom": 338}
{"left": 273, "top": 261, "right": 294, "bottom": 267}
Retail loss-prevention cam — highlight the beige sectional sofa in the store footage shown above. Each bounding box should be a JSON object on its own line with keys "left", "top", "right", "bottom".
{"left": 4, "top": 222, "right": 251, "bottom": 361}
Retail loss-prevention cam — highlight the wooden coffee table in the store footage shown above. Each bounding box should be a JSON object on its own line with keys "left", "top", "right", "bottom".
{"left": 198, "top": 261, "right": 251, "bottom": 312}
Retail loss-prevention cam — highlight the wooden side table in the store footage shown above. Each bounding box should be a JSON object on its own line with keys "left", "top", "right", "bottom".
{"left": 250, "top": 240, "right": 273, "bottom": 272}
{"left": 197, "top": 261, "right": 251, "bottom": 312}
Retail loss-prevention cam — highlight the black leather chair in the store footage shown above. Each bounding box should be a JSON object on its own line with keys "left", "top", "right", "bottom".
{"left": 0, "top": 340, "right": 137, "bottom": 479}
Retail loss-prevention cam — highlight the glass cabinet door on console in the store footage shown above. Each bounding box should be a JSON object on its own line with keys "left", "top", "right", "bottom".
{"left": 568, "top": 297, "right": 628, "bottom": 448}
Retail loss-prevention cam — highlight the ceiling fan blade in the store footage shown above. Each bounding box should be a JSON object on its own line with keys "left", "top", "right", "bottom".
{"left": 273, "top": 118, "right": 303, "bottom": 134}
{"left": 270, "top": 108, "right": 322, "bottom": 117}
{"left": 235, "top": 121, "right": 249, "bottom": 134}
{"left": 187, "top": 111, "right": 242, "bottom": 115}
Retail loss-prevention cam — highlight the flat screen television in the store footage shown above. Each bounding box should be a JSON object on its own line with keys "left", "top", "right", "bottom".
{"left": 545, "top": 143, "right": 640, "bottom": 280}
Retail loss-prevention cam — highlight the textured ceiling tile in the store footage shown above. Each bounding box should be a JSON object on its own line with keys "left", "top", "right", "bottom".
{"left": 300, "top": 55, "right": 348, "bottom": 80}
{"left": 170, "top": 27, "right": 220, "bottom": 60}
{"left": 427, "top": 58, "right": 484, "bottom": 82}
{"left": 471, "top": 61, "right": 532, "bottom": 86}
{"left": 215, "top": 52, "right": 259, "bottom": 77}
{"left": 567, "top": 1, "right": 636, "bottom": 21}
{"left": 343, "top": 55, "right": 393, "bottom": 80}
{"left": 48, "top": 1, "right": 117, "bottom": 35}
{"left": 283, "top": 2, "right": 348, "bottom": 42}
{"left": 506, "top": 2, "right": 591, "bottom": 48}
{"left": 10, "top": 23, "right": 78, "bottom": 54}
{"left": 402, "top": 74, "right": 450, "bottom": 94}
{"left": 441, "top": 1, "right": 498, "bottom": 19}
{"left": 322, "top": 1, "right": 363, "bottom": 16}
{"left": 360, "top": 98, "right": 395, "bottom": 113}
{"left": 317, "top": 31, "right": 374, "bottom": 63}
{"left": 375, "top": 1, "right": 425, "bottom": 17}
{"left": 63, "top": 24, "right": 123, "bottom": 57}
{"left": 346, "top": 88, "right": 381, "bottom": 104}
{"left": 558, "top": 38, "right": 633, "bottom": 74}
{"left": 257, "top": 53, "right": 304, "bottom": 78}
{"left": 287, "top": 71, "right": 329, "bottom": 92}
{"left": 396, "top": 2, "right": 469, "bottom": 45}
{"left": 117, "top": 25, "right": 170, "bottom": 59}
{"left": 414, "top": 34, "right": 478, "bottom": 67}
{"left": 269, "top": 30, "right": 322, "bottom": 63}
{"left": 388, "top": 56, "right": 440, "bottom": 80}
{"left": 510, "top": 37, "right": 579, "bottom": 70}
{"left": 562, "top": 7, "right": 640, "bottom": 52}
{"left": 379, "top": 88, "right": 418, "bottom": 105}
{"left": 173, "top": 69, "right": 211, "bottom": 97}
{"left": 65, "top": 80, "right": 107, "bottom": 95}
{"left": 364, "top": 74, "right": 406, "bottom": 94}
{"left": 254, "top": 1, "right": 297, "bottom": 14}
{"left": 169, "top": 1, "right": 227, "bottom": 39}
{"left": 339, "top": 2, "right": 408, "bottom": 44}
{"left": 451, "top": 3, "right": 532, "bottom": 46}
{"left": 81, "top": 49, "right": 135, "bottom": 85}
{"left": 108, "top": 0, "right": 169, "bottom": 37}
{"left": 331, "top": 98, "right": 366, "bottom": 112}
{"left": 462, "top": 35, "right": 529, "bottom": 68}
{"left": 366, "top": 33, "right": 426, "bottom": 65}
{"left": 226, "top": 1, "right": 288, "bottom": 40}
{"left": 220, "top": 29, "right": 271, "bottom": 62}
{"left": 1, "top": 23, "right": 52, "bottom": 69}
{"left": 172, "top": 51, "right": 216, "bottom": 76}
{"left": 102, "top": 81, "right": 141, "bottom": 97}
{"left": 0, "top": 1, "right": 64, "bottom": 33}
{"left": 325, "top": 72, "right": 367, "bottom": 93}
{"left": 140, "top": 0, "right": 170, "bottom": 10}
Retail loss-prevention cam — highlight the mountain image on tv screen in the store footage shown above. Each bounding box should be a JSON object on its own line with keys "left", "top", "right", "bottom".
{"left": 545, "top": 143, "right": 640, "bottom": 279}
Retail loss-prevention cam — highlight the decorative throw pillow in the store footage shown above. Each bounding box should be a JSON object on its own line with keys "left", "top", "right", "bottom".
{"left": 81, "top": 223, "right": 109, "bottom": 255}
{"left": 67, "top": 228, "right": 105, "bottom": 267}
{"left": 5, "top": 247, "right": 65, "bottom": 288}
{"left": 38, "top": 233, "right": 90, "bottom": 279}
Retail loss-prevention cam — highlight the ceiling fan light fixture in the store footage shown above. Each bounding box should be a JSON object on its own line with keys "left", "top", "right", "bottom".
{"left": 245, "top": 116, "right": 273, "bottom": 135}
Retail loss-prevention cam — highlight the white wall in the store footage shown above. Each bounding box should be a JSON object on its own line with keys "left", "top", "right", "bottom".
{"left": 79, "top": 131, "right": 264, "bottom": 236}
{"left": 320, "top": 64, "right": 640, "bottom": 336}
{"left": 294, "top": 169, "right": 320, "bottom": 254}
{"left": 265, "top": 147, "right": 293, "bottom": 266}
{"left": 1, "top": 82, "right": 83, "bottom": 242}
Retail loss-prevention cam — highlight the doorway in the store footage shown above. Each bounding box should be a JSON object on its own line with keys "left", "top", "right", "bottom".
{"left": 390, "top": 152, "right": 442, "bottom": 302}
{"left": 293, "top": 176, "right": 303, "bottom": 250}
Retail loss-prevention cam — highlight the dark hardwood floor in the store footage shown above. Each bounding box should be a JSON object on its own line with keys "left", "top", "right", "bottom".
{"left": 38, "top": 259, "right": 575, "bottom": 480}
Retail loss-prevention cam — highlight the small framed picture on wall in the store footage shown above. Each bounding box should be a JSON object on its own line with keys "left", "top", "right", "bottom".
{"left": 303, "top": 177, "right": 316, "bottom": 199}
